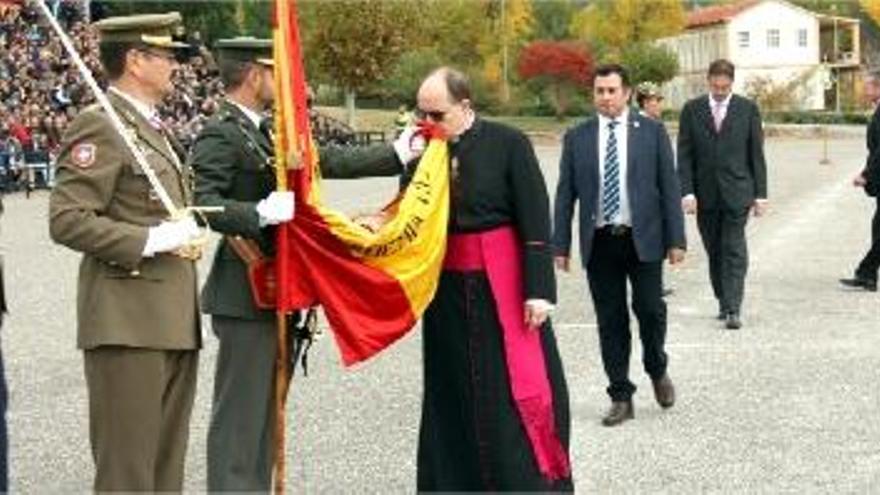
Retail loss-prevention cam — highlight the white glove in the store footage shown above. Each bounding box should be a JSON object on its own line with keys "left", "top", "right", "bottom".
{"left": 142, "top": 217, "right": 201, "bottom": 257}
{"left": 393, "top": 125, "right": 426, "bottom": 164}
{"left": 256, "top": 191, "right": 295, "bottom": 226}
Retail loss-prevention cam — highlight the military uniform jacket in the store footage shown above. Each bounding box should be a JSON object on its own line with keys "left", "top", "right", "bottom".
{"left": 191, "top": 100, "right": 402, "bottom": 321}
{"left": 49, "top": 91, "right": 201, "bottom": 350}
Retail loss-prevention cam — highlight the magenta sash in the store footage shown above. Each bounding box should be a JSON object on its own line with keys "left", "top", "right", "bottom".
{"left": 444, "top": 226, "right": 571, "bottom": 482}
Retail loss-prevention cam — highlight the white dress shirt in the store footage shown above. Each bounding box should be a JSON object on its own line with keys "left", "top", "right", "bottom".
{"left": 229, "top": 99, "right": 264, "bottom": 129}
{"left": 597, "top": 109, "right": 631, "bottom": 227}
{"left": 709, "top": 92, "right": 732, "bottom": 125}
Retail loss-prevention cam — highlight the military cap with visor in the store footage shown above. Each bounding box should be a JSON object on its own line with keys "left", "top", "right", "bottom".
{"left": 635, "top": 81, "right": 663, "bottom": 99}
{"left": 92, "top": 12, "right": 189, "bottom": 49}
{"left": 214, "top": 37, "right": 273, "bottom": 67}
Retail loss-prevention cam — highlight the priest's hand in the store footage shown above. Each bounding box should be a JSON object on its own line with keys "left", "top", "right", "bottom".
{"left": 667, "top": 247, "right": 686, "bottom": 265}
{"left": 393, "top": 125, "right": 426, "bottom": 164}
{"left": 682, "top": 195, "right": 697, "bottom": 215}
{"left": 752, "top": 198, "right": 768, "bottom": 217}
{"left": 853, "top": 171, "right": 867, "bottom": 187}
{"left": 524, "top": 299, "right": 553, "bottom": 329}
{"left": 554, "top": 256, "right": 570, "bottom": 272}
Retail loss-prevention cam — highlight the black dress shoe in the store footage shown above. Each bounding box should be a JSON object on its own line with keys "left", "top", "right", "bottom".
{"left": 662, "top": 287, "right": 674, "bottom": 297}
{"left": 652, "top": 374, "right": 676, "bottom": 409}
{"left": 725, "top": 312, "right": 742, "bottom": 330}
{"left": 601, "top": 401, "right": 634, "bottom": 427}
{"left": 839, "top": 277, "right": 878, "bottom": 292}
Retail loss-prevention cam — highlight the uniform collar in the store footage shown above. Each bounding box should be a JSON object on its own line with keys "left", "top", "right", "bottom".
{"left": 227, "top": 98, "right": 264, "bottom": 129}
{"left": 108, "top": 86, "right": 159, "bottom": 123}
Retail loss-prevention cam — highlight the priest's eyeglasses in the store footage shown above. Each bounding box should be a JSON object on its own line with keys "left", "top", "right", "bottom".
{"left": 415, "top": 108, "right": 447, "bottom": 122}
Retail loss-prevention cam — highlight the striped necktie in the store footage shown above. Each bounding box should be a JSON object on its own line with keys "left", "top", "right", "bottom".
{"left": 602, "top": 120, "right": 620, "bottom": 224}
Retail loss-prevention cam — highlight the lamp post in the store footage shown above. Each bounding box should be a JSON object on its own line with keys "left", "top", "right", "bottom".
{"left": 820, "top": 62, "right": 834, "bottom": 165}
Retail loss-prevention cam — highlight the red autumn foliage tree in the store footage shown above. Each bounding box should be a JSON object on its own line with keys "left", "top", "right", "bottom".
{"left": 518, "top": 41, "right": 594, "bottom": 119}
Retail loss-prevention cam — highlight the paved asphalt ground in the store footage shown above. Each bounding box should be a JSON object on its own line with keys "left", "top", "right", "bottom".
{"left": 3, "top": 135, "right": 879, "bottom": 492}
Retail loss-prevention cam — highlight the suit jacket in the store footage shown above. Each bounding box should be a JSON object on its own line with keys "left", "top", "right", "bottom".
{"left": 191, "top": 100, "right": 403, "bottom": 320}
{"left": 553, "top": 112, "right": 686, "bottom": 265}
{"left": 863, "top": 104, "right": 880, "bottom": 197}
{"left": 677, "top": 94, "right": 768, "bottom": 210}
{"left": 49, "top": 91, "right": 200, "bottom": 350}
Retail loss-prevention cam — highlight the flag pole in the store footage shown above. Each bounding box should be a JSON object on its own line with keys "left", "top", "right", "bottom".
{"left": 272, "top": 0, "right": 293, "bottom": 491}
{"left": 273, "top": 312, "right": 288, "bottom": 494}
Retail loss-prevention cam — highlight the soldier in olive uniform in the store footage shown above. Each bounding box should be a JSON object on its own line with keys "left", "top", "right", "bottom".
{"left": 191, "top": 38, "right": 420, "bottom": 491}
{"left": 48, "top": 13, "right": 203, "bottom": 491}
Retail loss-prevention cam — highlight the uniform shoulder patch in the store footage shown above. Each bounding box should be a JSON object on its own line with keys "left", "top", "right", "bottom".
{"left": 71, "top": 143, "right": 97, "bottom": 168}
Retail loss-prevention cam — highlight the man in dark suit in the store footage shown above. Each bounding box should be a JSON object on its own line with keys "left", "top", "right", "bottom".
{"left": 841, "top": 70, "right": 880, "bottom": 292}
{"left": 677, "top": 59, "right": 768, "bottom": 330}
{"left": 554, "top": 64, "right": 686, "bottom": 427}
{"left": 190, "top": 38, "right": 417, "bottom": 491}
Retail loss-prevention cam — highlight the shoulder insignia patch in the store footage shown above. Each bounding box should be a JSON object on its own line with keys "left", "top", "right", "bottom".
{"left": 71, "top": 143, "right": 97, "bottom": 168}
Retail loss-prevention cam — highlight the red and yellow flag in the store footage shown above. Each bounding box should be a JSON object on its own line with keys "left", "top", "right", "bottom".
{"left": 272, "top": 0, "right": 449, "bottom": 366}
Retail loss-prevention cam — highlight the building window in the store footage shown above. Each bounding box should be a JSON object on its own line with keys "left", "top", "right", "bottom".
{"left": 798, "top": 28, "right": 807, "bottom": 47}
{"left": 738, "top": 31, "right": 750, "bottom": 48}
{"left": 767, "top": 29, "right": 780, "bottom": 48}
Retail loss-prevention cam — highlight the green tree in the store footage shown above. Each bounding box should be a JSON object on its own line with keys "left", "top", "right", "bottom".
{"left": 479, "top": 0, "right": 535, "bottom": 104}
{"left": 233, "top": 0, "right": 272, "bottom": 39}
{"left": 618, "top": 43, "right": 679, "bottom": 86}
{"left": 309, "top": 0, "right": 418, "bottom": 126}
{"left": 570, "top": 0, "right": 684, "bottom": 55}
{"left": 410, "top": 0, "right": 488, "bottom": 68}
{"left": 94, "top": 1, "right": 242, "bottom": 43}
{"left": 377, "top": 48, "right": 446, "bottom": 104}
{"left": 532, "top": 0, "right": 578, "bottom": 41}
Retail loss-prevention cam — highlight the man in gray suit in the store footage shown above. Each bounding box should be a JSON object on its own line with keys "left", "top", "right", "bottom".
{"left": 554, "top": 64, "right": 686, "bottom": 427}
{"left": 678, "top": 59, "right": 768, "bottom": 330}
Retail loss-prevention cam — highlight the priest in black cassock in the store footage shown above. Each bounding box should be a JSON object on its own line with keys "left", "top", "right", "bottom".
{"left": 413, "top": 67, "right": 573, "bottom": 492}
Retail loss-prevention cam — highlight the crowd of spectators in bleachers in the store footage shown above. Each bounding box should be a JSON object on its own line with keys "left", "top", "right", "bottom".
{"left": 0, "top": 0, "right": 224, "bottom": 192}
{"left": 0, "top": 0, "right": 368, "bottom": 194}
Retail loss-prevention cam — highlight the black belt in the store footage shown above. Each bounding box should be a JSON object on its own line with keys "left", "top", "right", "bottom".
{"left": 597, "top": 224, "right": 631, "bottom": 236}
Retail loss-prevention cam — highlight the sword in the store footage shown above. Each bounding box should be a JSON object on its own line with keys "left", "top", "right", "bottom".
{"left": 37, "top": 1, "right": 181, "bottom": 218}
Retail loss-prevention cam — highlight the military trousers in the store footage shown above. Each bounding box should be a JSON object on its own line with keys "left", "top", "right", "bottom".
{"left": 207, "top": 316, "right": 277, "bottom": 492}
{"left": 83, "top": 346, "right": 198, "bottom": 492}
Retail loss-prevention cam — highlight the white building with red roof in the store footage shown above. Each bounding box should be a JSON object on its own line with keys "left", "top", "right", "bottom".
{"left": 657, "top": 0, "right": 860, "bottom": 111}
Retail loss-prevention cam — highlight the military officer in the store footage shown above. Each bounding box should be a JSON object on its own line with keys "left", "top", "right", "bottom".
{"left": 48, "top": 13, "right": 203, "bottom": 491}
{"left": 635, "top": 81, "right": 665, "bottom": 121}
{"left": 191, "top": 37, "right": 420, "bottom": 491}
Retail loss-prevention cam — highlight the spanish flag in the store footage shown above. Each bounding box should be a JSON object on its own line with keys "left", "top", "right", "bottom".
{"left": 272, "top": 0, "right": 449, "bottom": 366}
